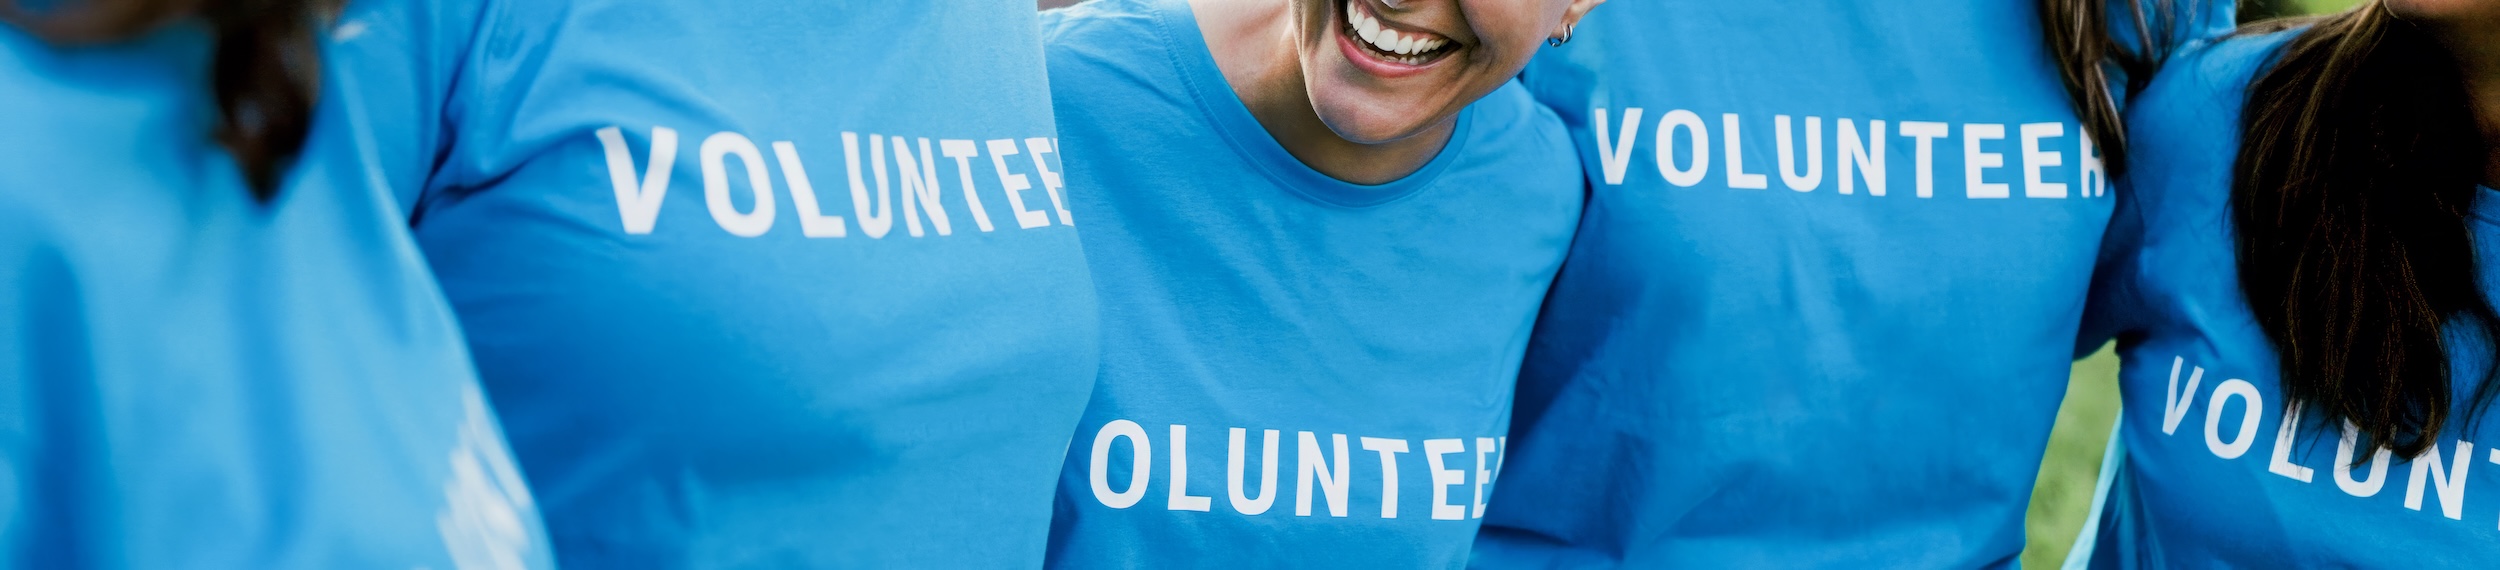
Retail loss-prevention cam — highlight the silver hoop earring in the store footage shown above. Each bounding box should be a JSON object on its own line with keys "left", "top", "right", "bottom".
{"left": 1547, "top": 23, "right": 1574, "bottom": 47}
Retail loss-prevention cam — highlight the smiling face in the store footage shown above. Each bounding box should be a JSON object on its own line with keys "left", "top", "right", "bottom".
{"left": 1290, "top": 0, "right": 1582, "bottom": 144}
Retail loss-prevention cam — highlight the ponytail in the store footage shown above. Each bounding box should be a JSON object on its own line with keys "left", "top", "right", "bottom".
{"left": 4, "top": 0, "right": 336, "bottom": 201}
{"left": 2233, "top": 1, "right": 2498, "bottom": 458}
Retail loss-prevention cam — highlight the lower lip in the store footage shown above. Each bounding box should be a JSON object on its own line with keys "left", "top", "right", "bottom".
{"left": 1333, "top": 9, "right": 1441, "bottom": 79}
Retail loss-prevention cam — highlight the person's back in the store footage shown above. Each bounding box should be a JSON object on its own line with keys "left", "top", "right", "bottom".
{"left": 0, "top": 4, "right": 548, "bottom": 567}
{"left": 2082, "top": 4, "right": 2500, "bottom": 564}
{"left": 1475, "top": 0, "right": 2232, "bottom": 566}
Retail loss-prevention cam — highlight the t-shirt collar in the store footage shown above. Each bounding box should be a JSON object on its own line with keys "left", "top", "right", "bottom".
{"left": 1150, "top": 0, "right": 1471, "bottom": 208}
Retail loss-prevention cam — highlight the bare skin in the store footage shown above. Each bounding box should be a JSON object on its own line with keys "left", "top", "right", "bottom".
{"left": 1187, "top": 0, "right": 1602, "bottom": 185}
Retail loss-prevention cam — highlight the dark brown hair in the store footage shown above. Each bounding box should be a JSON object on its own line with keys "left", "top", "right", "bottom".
{"left": 2039, "top": 0, "right": 2200, "bottom": 177}
{"left": 4, "top": 0, "right": 335, "bottom": 201}
{"left": 2232, "top": 1, "right": 2496, "bottom": 458}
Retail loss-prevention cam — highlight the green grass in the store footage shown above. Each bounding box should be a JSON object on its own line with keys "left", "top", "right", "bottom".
{"left": 2298, "top": 0, "right": 2364, "bottom": 14}
{"left": 2020, "top": 344, "right": 2122, "bottom": 568}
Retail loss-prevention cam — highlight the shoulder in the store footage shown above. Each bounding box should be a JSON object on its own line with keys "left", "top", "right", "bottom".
{"left": 1042, "top": 0, "right": 1167, "bottom": 64}
{"left": 2114, "top": 29, "right": 2304, "bottom": 236}
{"left": 1430, "top": 80, "right": 1582, "bottom": 225}
{"left": 1458, "top": 80, "right": 1578, "bottom": 181}
{"left": 2125, "top": 29, "right": 2304, "bottom": 185}
{"left": 1039, "top": 0, "right": 1197, "bottom": 119}
{"left": 0, "top": 26, "right": 203, "bottom": 203}
{"left": 2110, "top": 0, "right": 2240, "bottom": 59}
{"left": 0, "top": 25, "right": 195, "bottom": 133}
{"left": 2131, "top": 29, "right": 2302, "bottom": 139}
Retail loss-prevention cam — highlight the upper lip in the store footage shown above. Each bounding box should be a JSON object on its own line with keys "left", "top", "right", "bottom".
{"left": 1344, "top": 0, "right": 1454, "bottom": 55}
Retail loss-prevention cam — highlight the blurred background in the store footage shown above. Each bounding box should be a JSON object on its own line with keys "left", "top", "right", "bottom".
{"left": 2242, "top": 0, "right": 2369, "bottom": 20}
{"left": 1031, "top": 0, "right": 2365, "bottom": 565}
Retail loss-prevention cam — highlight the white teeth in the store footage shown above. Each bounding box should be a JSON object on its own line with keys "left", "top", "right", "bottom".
{"left": 1345, "top": 1, "right": 1444, "bottom": 59}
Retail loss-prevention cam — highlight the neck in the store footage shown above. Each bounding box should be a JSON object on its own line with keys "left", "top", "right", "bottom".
{"left": 2425, "top": 14, "right": 2500, "bottom": 188}
{"left": 1189, "top": 0, "right": 1453, "bottom": 185}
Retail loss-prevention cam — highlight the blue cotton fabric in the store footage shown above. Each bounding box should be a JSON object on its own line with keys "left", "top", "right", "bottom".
{"left": 345, "top": 0, "right": 1103, "bottom": 565}
{"left": 2080, "top": 31, "right": 2500, "bottom": 568}
{"left": 1038, "top": 0, "right": 1582, "bottom": 566}
{"left": 1475, "top": 1, "right": 2236, "bottom": 567}
{"left": 0, "top": 13, "right": 550, "bottom": 569}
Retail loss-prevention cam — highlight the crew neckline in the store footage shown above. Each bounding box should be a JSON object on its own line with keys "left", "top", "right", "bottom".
{"left": 1148, "top": 0, "right": 1471, "bottom": 208}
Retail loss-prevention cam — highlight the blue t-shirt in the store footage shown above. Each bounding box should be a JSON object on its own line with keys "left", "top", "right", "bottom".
{"left": 1037, "top": 0, "right": 1581, "bottom": 566}
{"left": 0, "top": 15, "right": 547, "bottom": 570}
{"left": 349, "top": 0, "right": 1101, "bottom": 566}
{"left": 1474, "top": 1, "right": 2235, "bottom": 567}
{"left": 2080, "top": 31, "right": 2500, "bottom": 567}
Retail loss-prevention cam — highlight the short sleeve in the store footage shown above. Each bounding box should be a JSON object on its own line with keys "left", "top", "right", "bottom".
{"left": 2111, "top": 0, "right": 2238, "bottom": 63}
{"left": 2077, "top": 173, "right": 2149, "bottom": 358}
{"left": 329, "top": 0, "right": 495, "bottom": 218}
{"left": 2080, "top": 32, "right": 2293, "bottom": 359}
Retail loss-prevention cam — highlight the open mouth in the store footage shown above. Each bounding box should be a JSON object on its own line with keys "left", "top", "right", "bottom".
{"left": 1339, "top": 0, "right": 1457, "bottom": 67}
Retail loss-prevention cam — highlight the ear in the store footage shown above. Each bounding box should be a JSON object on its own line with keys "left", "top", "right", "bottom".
{"left": 1552, "top": 0, "right": 1604, "bottom": 43}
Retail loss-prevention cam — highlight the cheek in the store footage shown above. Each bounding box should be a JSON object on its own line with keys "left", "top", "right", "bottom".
{"left": 1459, "top": 28, "right": 1541, "bottom": 80}
{"left": 1459, "top": 7, "right": 1558, "bottom": 66}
